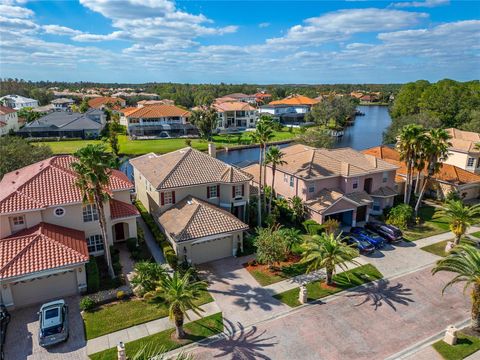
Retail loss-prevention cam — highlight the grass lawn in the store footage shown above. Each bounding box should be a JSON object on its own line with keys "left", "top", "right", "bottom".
{"left": 421, "top": 237, "right": 476, "bottom": 257}
{"left": 39, "top": 129, "right": 299, "bottom": 156}
{"left": 83, "top": 290, "right": 213, "bottom": 339}
{"left": 403, "top": 206, "right": 450, "bottom": 241}
{"left": 89, "top": 312, "right": 224, "bottom": 360}
{"left": 433, "top": 333, "right": 480, "bottom": 360}
{"left": 273, "top": 264, "right": 383, "bottom": 307}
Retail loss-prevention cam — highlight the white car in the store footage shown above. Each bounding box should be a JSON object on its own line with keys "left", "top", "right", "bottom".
{"left": 38, "top": 300, "right": 69, "bottom": 347}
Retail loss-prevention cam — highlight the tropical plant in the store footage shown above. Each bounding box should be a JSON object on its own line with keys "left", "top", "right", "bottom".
{"left": 72, "top": 144, "right": 116, "bottom": 277}
{"left": 301, "top": 232, "right": 360, "bottom": 285}
{"left": 436, "top": 200, "right": 480, "bottom": 245}
{"left": 289, "top": 196, "right": 305, "bottom": 224}
{"left": 128, "top": 345, "right": 193, "bottom": 360}
{"left": 302, "top": 219, "right": 322, "bottom": 236}
{"left": 278, "top": 227, "right": 302, "bottom": 254}
{"left": 432, "top": 245, "right": 480, "bottom": 330}
{"left": 146, "top": 269, "right": 207, "bottom": 339}
{"left": 386, "top": 204, "right": 413, "bottom": 230}
{"left": 265, "top": 146, "right": 287, "bottom": 214}
{"left": 131, "top": 261, "right": 167, "bottom": 296}
{"left": 254, "top": 226, "right": 287, "bottom": 269}
{"left": 322, "top": 218, "right": 340, "bottom": 235}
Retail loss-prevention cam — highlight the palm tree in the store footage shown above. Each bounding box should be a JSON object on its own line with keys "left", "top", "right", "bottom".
{"left": 301, "top": 233, "right": 360, "bottom": 285}
{"left": 131, "top": 262, "right": 166, "bottom": 296}
{"left": 148, "top": 270, "right": 207, "bottom": 339}
{"left": 289, "top": 196, "right": 305, "bottom": 225}
{"left": 265, "top": 146, "right": 286, "bottom": 214}
{"left": 432, "top": 245, "right": 480, "bottom": 330}
{"left": 397, "top": 124, "right": 426, "bottom": 204}
{"left": 436, "top": 200, "right": 480, "bottom": 245}
{"left": 278, "top": 227, "right": 302, "bottom": 254}
{"left": 72, "top": 144, "right": 116, "bottom": 277}
{"left": 414, "top": 129, "right": 451, "bottom": 215}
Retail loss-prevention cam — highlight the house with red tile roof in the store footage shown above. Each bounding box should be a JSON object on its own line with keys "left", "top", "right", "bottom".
{"left": 0, "top": 155, "right": 138, "bottom": 308}
{"left": 258, "top": 94, "right": 320, "bottom": 124}
{"left": 87, "top": 96, "right": 126, "bottom": 110}
{"left": 0, "top": 105, "right": 19, "bottom": 136}
{"left": 212, "top": 101, "right": 258, "bottom": 130}
{"left": 442, "top": 128, "right": 480, "bottom": 174}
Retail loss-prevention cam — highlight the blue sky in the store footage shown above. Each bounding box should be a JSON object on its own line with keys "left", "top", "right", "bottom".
{"left": 1, "top": 0, "right": 479, "bottom": 83}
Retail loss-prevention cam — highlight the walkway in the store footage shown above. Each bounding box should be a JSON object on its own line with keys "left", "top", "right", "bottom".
{"left": 137, "top": 217, "right": 166, "bottom": 265}
{"left": 117, "top": 243, "right": 135, "bottom": 285}
{"left": 86, "top": 301, "right": 221, "bottom": 355}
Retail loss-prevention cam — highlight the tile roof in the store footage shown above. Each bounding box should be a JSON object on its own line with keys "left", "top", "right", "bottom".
{"left": 305, "top": 189, "right": 372, "bottom": 214}
{"left": 119, "top": 107, "right": 138, "bottom": 116}
{"left": 88, "top": 97, "right": 125, "bottom": 109}
{"left": 272, "top": 144, "right": 398, "bottom": 180}
{"left": 130, "top": 147, "right": 252, "bottom": 190}
{"left": 0, "top": 223, "right": 89, "bottom": 280}
{"left": 243, "top": 164, "right": 261, "bottom": 184}
{"left": 345, "top": 191, "right": 374, "bottom": 205}
{"left": 159, "top": 196, "right": 248, "bottom": 242}
{"left": 363, "top": 145, "right": 480, "bottom": 186}
{"left": 446, "top": 128, "right": 480, "bottom": 153}
{"left": 0, "top": 156, "right": 133, "bottom": 214}
{"left": 269, "top": 94, "right": 320, "bottom": 106}
{"left": 370, "top": 186, "right": 398, "bottom": 197}
{"left": 18, "top": 110, "right": 103, "bottom": 132}
{"left": 126, "top": 104, "right": 190, "bottom": 118}
{"left": 137, "top": 99, "right": 174, "bottom": 106}
{"left": 0, "top": 105, "right": 16, "bottom": 115}
{"left": 213, "top": 101, "right": 256, "bottom": 112}
{"left": 110, "top": 199, "right": 140, "bottom": 220}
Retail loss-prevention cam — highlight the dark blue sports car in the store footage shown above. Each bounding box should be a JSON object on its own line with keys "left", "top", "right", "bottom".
{"left": 342, "top": 233, "right": 376, "bottom": 255}
{"left": 350, "top": 227, "right": 385, "bottom": 249}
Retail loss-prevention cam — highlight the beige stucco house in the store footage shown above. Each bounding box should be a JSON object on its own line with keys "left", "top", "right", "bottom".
{"left": 130, "top": 147, "right": 252, "bottom": 264}
{"left": 0, "top": 156, "right": 138, "bottom": 309}
{"left": 245, "top": 144, "right": 398, "bottom": 226}
{"left": 442, "top": 128, "right": 480, "bottom": 174}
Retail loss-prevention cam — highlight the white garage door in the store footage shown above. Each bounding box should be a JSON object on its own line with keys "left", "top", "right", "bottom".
{"left": 190, "top": 235, "right": 233, "bottom": 264}
{"left": 11, "top": 270, "right": 78, "bottom": 308}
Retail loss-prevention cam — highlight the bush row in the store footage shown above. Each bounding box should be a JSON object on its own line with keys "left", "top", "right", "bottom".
{"left": 86, "top": 256, "right": 100, "bottom": 293}
{"left": 135, "top": 200, "right": 178, "bottom": 268}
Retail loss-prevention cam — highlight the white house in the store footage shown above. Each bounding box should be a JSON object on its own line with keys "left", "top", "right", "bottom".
{"left": 0, "top": 94, "right": 39, "bottom": 110}
{"left": 51, "top": 98, "right": 75, "bottom": 111}
{"left": 0, "top": 106, "right": 19, "bottom": 136}
{"left": 213, "top": 101, "right": 258, "bottom": 131}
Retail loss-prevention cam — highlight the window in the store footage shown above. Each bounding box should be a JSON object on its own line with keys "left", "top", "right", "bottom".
{"left": 209, "top": 185, "right": 218, "bottom": 198}
{"left": 308, "top": 184, "right": 315, "bottom": 193}
{"left": 12, "top": 215, "right": 25, "bottom": 226}
{"left": 467, "top": 157, "right": 475, "bottom": 167}
{"left": 164, "top": 191, "right": 173, "bottom": 205}
{"left": 86, "top": 234, "right": 104, "bottom": 253}
{"left": 234, "top": 185, "right": 243, "bottom": 197}
{"left": 289, "top": 176, "right": 294, "bottom": 188}
{"left": 54, "top": 207, "right": 65, "bottom": 217}
{"left": 382, "top": 172, "right": 388, "bottom": 183}
{"left": 373, "top": 199, "right": 381, "bottom": 212}
{"left": 352, "top": 178, "right": 359, "bottom": 189}
{"left": 83, "top": 204, "right": 99, "bottom": 222}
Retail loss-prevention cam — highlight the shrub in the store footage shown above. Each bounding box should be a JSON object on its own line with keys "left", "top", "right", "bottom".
{"left": 79, "top": 296, "right": 96, "bottom": 312}
{"left": 322, "top": 218, "right": 340, "bottom": 235}
{"left": 126, "top": 237, "right": 138, "bottom": 252}
{"left": 86, "top": 256, "right": 100, "bottom": 293}
{"left": 185, "top": 139, "right": 192, "bottom": 147}
{"left": 386, "top": 204, "right": 413, "bottom": 230}
{"left": 254, "top": 226, "right": 287, "bottom": 268}
{"left": 302, "top": 219, "right": 322, "bottom": 236}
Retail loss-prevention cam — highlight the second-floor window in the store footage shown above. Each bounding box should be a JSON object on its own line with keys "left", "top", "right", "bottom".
{"left": 352, "top": 178, "right": 359, "bottom": 189}
{"left": 83, "top": 204, "right": 99, "bottom": 222}
{"left": 468, "top": 157, "right": 475, "bottom": 167}
{"left": 208, "top": 185, "right": 218, "bottom": 198}
{"left": 87, "top": 234, "right": 104, "bottom": 253}
{"left": 289, "top": 176, "right": 294, "bottom": 188}
{"left": 308, "top": 184, "right": 315, "bottom": 193}
{"left": 234, "top": 185, "right": 244, "bottom": 197}
{"left": 11, "top": 215, "right": 26, "bottom": 231}
{"left": 163, "top": 191, "right": 173, "bottom": 205}
{"left": 382, "top": 172, "right": 389, "bottom": 183}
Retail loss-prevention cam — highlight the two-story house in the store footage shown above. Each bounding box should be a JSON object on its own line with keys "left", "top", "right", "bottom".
{"left": 244, "top": 144, "right": 398, "bottom": 227}
{"left": 0, "top": 94, "right": 39, "bottom": 110}
{"left": 130, "top": 147, "right": 252, "bottom": 264}
{"left": 51, "top": 97, "right": 75, "bottom": 111}
{"left": 442, "top": 128, "right": 480, "bottom": 174}
{"left": 213, "top": 101, "right": 258, "bottom": 131}
{"left": 0, "top": 106, "right": 19, "bottom": 136}
{"left": 0, "top": 156, "right": 138, "bottom": 308}
{"left": 258, "top": 94, "right": 319, "bottom": 124}
{"left": 87, "top": 96, "right": 126, "bottom": 110}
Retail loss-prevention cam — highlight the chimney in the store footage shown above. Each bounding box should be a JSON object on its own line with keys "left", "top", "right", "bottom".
{"left": 208, "top": 143, "right": 216, "bottom": 158}
{"left": 341, "top": 162, "right": 350, "bottom": 176}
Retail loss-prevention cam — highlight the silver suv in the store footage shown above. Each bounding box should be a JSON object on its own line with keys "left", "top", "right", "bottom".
{"left": 38, "top": 300, "right": 69, "bottom": 347}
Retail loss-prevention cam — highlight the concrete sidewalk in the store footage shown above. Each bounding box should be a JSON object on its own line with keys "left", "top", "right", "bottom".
{"left": 86, "top": 301, "right": 221, "bottom": 355}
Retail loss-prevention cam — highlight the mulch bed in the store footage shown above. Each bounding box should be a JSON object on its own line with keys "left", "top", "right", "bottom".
{"left": 244, "top": 254, "right": 302, "bottom": 276}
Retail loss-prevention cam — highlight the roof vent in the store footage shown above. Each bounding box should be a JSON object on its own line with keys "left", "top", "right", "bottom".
{"left": 187, "top": 200, "right": 193, "bottom": 205}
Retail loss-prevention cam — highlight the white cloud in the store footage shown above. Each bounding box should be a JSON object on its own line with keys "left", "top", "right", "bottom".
{"left": 43, "top": 24, "right": 82, "bottom": 36}
{"left": 259, "top": 22, "right": 270, "bottom": 28}
{"left": 392, "top": 0, "right": 449, "bottom": 8}
{"left": 0, "top": 4, "right": 33, "bottom": 18}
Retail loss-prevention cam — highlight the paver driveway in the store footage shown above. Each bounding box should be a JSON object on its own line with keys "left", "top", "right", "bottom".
{"left": 199, "top": 256, "right": 290, "bottom": 326}
{"left": 4, "top": 296, "right": 86, "bottom": 360}
{"left": 189, "top": 266, "right": 471, "bottom": 360}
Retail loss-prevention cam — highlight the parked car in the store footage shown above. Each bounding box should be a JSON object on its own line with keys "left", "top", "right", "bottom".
{"left": 38, "top": 300, "right": 69, "bottom": 347}
{"left": 342, "top": 233, "right": 376, "bottom": 255}
{"left": 365, "top": 221, "right": 403, "bottom": 243}
{"left": 350, "top": 227, "right": 385, "bottom": 249}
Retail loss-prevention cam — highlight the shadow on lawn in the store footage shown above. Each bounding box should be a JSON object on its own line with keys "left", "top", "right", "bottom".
{"left": 200, "top": 319, "right": 276, "bottom": 360}
{"left": 347, "top": 279, "right": 414, "bottom": 311}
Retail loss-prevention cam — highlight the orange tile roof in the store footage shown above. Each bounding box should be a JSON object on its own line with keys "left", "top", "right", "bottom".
{"left": 126, "top": 104, "right": 190, "bottom": 118}
{"left": 110, "top": 199, "right": 139, "bottom": 220}
{"left": 0, "top": 223, "right": 89, "bottom": 280}
{"left": 88, "top": 96, "right": 126, "bottom": 109}
{"left": 269, "top": 94, "right": 319, "bottom": 106}
{"left": 0, "top": 156, "right": 133, "bottom": 214}
{"left": 119, "top": 107, "right": 138, "bottom": 116}
{"left": 446, "top": 128, "right": 480, "bottom": 153}
{"left": 0, "top": 105, "right": 16, "bottom": 115}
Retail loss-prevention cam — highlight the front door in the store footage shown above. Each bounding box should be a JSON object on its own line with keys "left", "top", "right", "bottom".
{"left": 232, "top": 205, "right": 245, "bottom": 221}
{"left": 114, "top": 223, "right": 125, "bottom": 241}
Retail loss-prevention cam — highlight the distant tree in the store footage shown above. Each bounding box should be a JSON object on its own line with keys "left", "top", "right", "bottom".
{"left": 307, "top": 96, "right": 357, "bottom": 127}
{"left": 383, "top": 112, "right": 442, "bottom": 145}
{"left": 16, "top": 107, "right": 42, "bottom": 123}
{"left": 295, "top": 126, "right": 334, "bottom": 149}
{"left": 0, "top": 136, "right": 53, "bottom": 179}
{"left": 390, "top": 80, "right": 431, "bottom": 119}
{"left": 79, "top": 98, "right": 89, "bottom": 113}
{"left": 461, "top": 110, "right": 480, "bottom": 133}
{"left": 189, "top": 107, "right": 217, "bottom": 141}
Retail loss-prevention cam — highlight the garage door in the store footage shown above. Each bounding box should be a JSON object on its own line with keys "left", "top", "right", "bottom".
{"left": 190, "top": 235, "right": 233, "bottom": 264}
{"left": 11, "top": 270, "right": 78, "bottom": 308}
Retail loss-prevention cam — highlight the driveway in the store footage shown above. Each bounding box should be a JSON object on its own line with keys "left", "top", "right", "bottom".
{"left": 189, "top": 266, "right": 471, "bottom": 360}
{"left": 4, "top": 296, "right": 86, "bottom": 360}
{"left": 199, "top": 256, "right": 290, "bottom": 327}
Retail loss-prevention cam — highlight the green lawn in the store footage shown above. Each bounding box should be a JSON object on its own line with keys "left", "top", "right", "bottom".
{"left": 421, "top": 237, "right": 476, "bottom": 257}
{"left": 433, "top": 333, "right": 480, "bottom": 360}
{"left": 83, "top": 290, "right": 213, "bottom": 339}
{"left": 38, "top": 129, "right": 299, "bottom": 155}
{"left": 89, "top": 313, "right": 224, "bottom": 360}
{"left": 273, "top": 264, "right": 383, "bottom": 307}
{"left": 403, "top": 206, "right": 451, "bottom": 241}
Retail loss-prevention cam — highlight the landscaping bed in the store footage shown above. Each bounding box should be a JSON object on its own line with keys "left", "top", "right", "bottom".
{"left": 421, "top": 237, "right": 476, "bottom": 257}
{"left": 433, "top": 332, "right": 480, "bottom": 360}
{"left": 89, "top": 312, "right": 224, "bottom": 360}
{"left": 83, "top": 290, "right": 214, "bottom": 339}
{"left": 244, "top": 253, "right": 308, "bottom": 286}
{"left": 273, "top": 264, "right": 383, "bottom": 307}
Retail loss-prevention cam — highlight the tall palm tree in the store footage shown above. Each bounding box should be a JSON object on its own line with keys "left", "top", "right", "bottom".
{"left": 148, "top": 270, "right": 207, "bottom": 339}
{"left": 301, "top": 233, "right": 360, "bottom": 285}
{"left": 397, "top": 124, "right": 426, "bottom": 204}
{"left": 436, "top": 200, "right": 480, "bottom": 245}
{"left": 414, "top": 129, "right": 451, "bottom": 215}
{"left": 265, "top": 146, "right": 286, "bottom": 213}
{"left": 72, "top": 144, "right": 116, "bottom": 277}
{"left": 432, "top": 245, "right": 480, "bottom": 330}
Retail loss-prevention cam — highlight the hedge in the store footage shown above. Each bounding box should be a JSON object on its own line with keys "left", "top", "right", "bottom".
{"left": 135, "top": 200, "right": 178, "bottom": 269}
{"left": 86, "top": 256, "right": 100, "bottom": 293}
